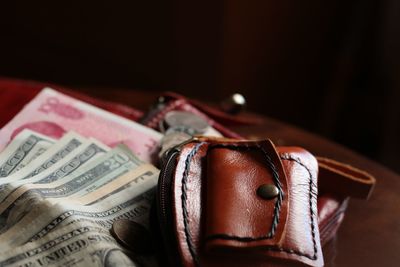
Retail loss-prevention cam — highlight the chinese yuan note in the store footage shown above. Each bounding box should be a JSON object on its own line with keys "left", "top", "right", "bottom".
{"left": 0, "top": 88, "right": 162, "bottom": 162}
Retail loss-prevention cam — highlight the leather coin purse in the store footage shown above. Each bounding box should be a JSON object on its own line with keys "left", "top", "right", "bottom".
{"left": 139, "top": 92, "right": 375, "bottom": 266}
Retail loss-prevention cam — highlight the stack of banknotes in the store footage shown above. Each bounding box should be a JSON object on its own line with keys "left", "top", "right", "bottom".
{"left": 0, "top": 88, "right": 163, "bottom": 267}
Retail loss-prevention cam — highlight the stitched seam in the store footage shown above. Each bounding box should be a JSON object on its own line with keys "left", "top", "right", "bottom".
{"left": 280, "top": 154, "right": 318, "bottom": 260}
{"left": 181, "top": 142, "right": 204, "bottom": 266}
{"left": 205, "top": 143, "right": 283, "bottom": 241}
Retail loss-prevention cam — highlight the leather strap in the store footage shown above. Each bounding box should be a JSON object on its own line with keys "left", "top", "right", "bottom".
{"left": 317, "top": 157, "right": 376, "bottom": 200}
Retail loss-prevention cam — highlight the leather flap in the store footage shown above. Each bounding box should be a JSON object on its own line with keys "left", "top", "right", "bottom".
{"left": 170, "top": 139, "right": 324, "bottom": 267}
{"left": 204, "top": 140, "right": 289, "bottom": 251}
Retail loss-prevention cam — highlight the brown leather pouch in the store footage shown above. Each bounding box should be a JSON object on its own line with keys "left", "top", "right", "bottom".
{"left": 155, "top": 137, "right": 375, "bottom": 267}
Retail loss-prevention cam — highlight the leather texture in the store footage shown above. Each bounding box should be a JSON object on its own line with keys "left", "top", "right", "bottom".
{"left": 205, "top": 140, "right": 288, "bottom": 251}
{"left": 169, "top": 138, "right": 324, "bottom": 267}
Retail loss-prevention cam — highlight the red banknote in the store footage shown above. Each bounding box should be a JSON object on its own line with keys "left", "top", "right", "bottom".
{"left": 0, "top": 88, "right": 162, "bottom": 162}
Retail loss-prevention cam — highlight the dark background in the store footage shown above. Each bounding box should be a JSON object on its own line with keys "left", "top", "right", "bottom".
{"left": 0, "top": 0, "right": 399, "bottom": 172}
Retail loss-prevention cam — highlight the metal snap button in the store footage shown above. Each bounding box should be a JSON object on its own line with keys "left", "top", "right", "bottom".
{"left": 257, "top": 184, "right": 279, "bottom": 200}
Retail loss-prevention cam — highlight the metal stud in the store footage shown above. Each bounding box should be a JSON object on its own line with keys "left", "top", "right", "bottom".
{"left": 257, "top": 184, "right": 279, "bottom": 200}
{"left": 220, "top": 93, "right": 246, "bottom": 115}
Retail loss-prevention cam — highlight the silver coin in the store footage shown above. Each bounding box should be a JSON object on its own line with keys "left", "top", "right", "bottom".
{"left": 164, "top": 111, "right": 209, "bottom": 134}
{"left": 165, "top": 125, "right": 196, "bottom": 136}
{"left": 159, "top": 131, "right": 192, "bottom": 157}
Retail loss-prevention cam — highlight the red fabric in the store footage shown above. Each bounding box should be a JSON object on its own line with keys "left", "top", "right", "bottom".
{"left": 0, "top": 77, "right": 143, "bottom": 128}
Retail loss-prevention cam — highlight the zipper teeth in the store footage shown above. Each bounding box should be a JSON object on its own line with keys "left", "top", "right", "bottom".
{"left": 157, "top": 151, "right": 181, "bottom": 266}
{"left": 159, "top": 171, "right": 168, "bottom": 221}
{"left": 159, "top": 151, "right": 178, "bottom": 224}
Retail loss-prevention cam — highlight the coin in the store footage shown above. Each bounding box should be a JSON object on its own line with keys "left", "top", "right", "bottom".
{"left": 164, "top": 111, "right": 209, "bottom": 134}
{"left": 110, "top": 219, "right": 154, "bottom": 254}
{"left": 160, "top": 131, "right": 191, "bottom": 153}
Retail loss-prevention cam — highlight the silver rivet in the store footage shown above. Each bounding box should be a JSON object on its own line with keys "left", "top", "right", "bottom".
{"left": 257, "top": 184, "right": 279, "bottom": 200}
{"left": 220, "top": 93, "right": 246, "bottom": 115}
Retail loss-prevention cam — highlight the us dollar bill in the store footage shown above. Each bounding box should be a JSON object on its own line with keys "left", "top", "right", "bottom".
{"left": 0, "top": 222, "right": 148, "bottom": 267}
{"left": 0, "top": 145, "right": 146, "bottom": 232}
{"left": 0, "top": 129, "right": 55, "bottom": 177}
{"left": 0, "top": 164, "right": 158, "bottom": 248}
{"left": 0, "top": 140, "right": 109, "bottom": 204}
{"left": 67, "top": 161, "right": 157, "bottom": 206}
{"left": 0, "top": 131, "right": 87, "bottom": 184}
{"left": 17, "top": 131, "right": 88, "bottom": 179}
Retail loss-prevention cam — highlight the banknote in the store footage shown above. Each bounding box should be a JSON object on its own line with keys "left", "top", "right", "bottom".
{"left": 0, "top": 131, "right": 87, "bottom": 183}
{"left": 0, "top": 88, "right": 162, "bottom": 163}
{"left": 0, "top": 129, "right": 55, "bottom": 177}
{"left": 2, "top": 161, "right": 158, "bottom": 234}
{"left": 0, "top": 222, "right": 149, "bottom": 267}
{"left": 18, "top": 131, "right": 88, "bottom": 179}
{"left": 0, "top": 166, "right": 158, "bottom": 248}
{"left": 69, "top": 162, "right": 158, "bottom": 206}
{"left": 0, "top": 88, "right": 164, "bottom": 266}
{"left": 0, "top": 140, "right": 109, "bottom": 203}
{"left": 0, "top": 145, "right": 148, "bottom": 232}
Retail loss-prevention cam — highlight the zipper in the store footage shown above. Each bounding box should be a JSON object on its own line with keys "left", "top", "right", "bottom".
{"left": 156, "top": 149, "right": 179, "bottom": 266}
{"left": 158, "top": 150, "right": 178, "bottom": 227}
{"left": 156, "top": 138, "right": 200, "bottom": 266}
